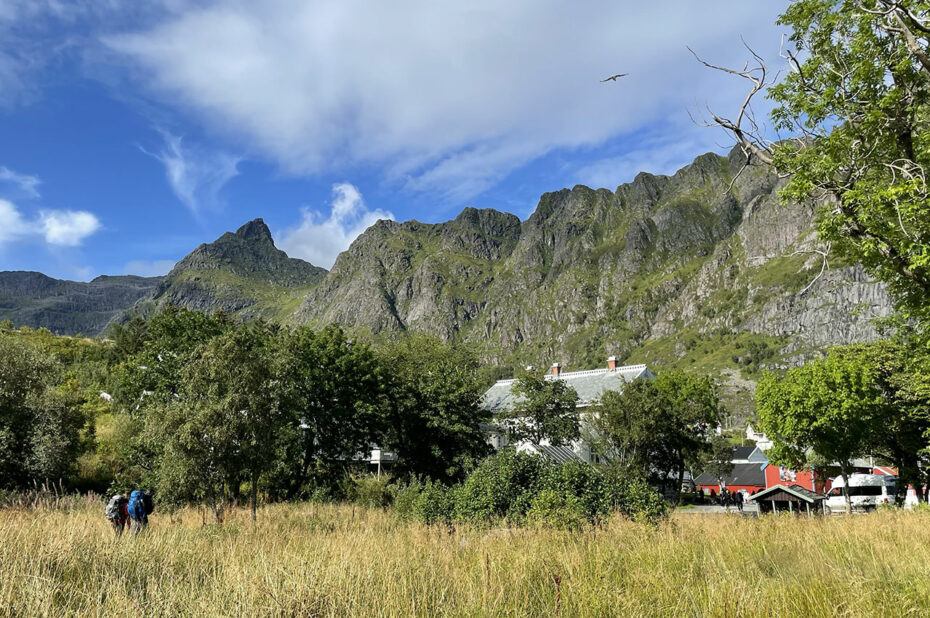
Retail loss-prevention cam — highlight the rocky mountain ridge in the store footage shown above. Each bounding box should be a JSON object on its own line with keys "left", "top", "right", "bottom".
{"left": 0, "top": 272, "right": 162, "bottom": 335}
{"left": 0, "top": 148, "right": 894, "bottom": 399}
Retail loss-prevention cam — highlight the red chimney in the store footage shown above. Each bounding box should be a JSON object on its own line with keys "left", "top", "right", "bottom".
{"left": 607, "top": 356, "right": 617, "bottom": 370}
{"left": 551, "top": 362, "right": 561, "bottom": 376}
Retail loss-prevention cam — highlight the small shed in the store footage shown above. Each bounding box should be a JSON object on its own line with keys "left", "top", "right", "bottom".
{"left": 749, "top": 484, "right": 826, "bottom": 516}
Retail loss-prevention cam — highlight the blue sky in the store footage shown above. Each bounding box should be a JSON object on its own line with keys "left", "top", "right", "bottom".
{"left": 0, "top": 1, "right": 788, "bottom": 280}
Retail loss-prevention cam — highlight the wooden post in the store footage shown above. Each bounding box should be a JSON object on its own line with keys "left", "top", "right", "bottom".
{"left": 789, "top": 500, "right": 793, "bottom": 513}
{"left": 806, "top": 501, "right": 811, "bottom": 517}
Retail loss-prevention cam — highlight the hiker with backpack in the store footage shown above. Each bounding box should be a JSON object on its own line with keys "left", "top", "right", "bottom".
{"left": 104, "top": 493, "right": 129, "bottom": 536}
{"left": 127, "top": 489, "right": 154, "bottom": 535}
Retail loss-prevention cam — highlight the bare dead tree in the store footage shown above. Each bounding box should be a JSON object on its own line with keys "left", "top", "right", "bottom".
{"left": 687, "top": 38, "right": 777, "bottom": 167}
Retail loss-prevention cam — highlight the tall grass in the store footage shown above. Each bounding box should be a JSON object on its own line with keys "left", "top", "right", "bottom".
{"left": 1, "top": 502, "right": 929, "bottom": 616}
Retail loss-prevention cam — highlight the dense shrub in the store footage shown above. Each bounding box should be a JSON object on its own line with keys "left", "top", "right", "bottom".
{"left": 396, "top": 450, "right": 668, "bottom": 527}
{"left": 343, "top": 474, "right": 394, "bottom": 509}
{"left": 393, "top": 479, "right": 456, "bottom": 525}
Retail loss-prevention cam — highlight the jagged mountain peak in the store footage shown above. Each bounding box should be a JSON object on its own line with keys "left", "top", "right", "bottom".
{"left": 234, "top": 218, "right": 274, "bottom": 243}
{"left": 453, "top": 207, "right": 521, "bottom": 238}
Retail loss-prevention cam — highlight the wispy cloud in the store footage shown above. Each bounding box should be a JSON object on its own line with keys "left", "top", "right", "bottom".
{"left": 278, "top": 183, "right": 393, "bottom": 268}
{"left": 123, "top": 258, "right": 175, "bottom": 277}
{"left": 141, "top": 132, "right": 240, "bottom": 218}
{"left": 0, "top": 165, "right": 40, "bottom": 198}
{"left": 574, "top": 131, "right": 711, "bottom": 189}
{"left": 0, "top": 198, "right": 101, "bottom": 248}
{"left": 105, "top": 1, "right": 787, "bottom": 202}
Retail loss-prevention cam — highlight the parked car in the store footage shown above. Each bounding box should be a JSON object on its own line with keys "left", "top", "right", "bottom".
{"left": 826, "top": 474, "right": 896, "bottom": 513}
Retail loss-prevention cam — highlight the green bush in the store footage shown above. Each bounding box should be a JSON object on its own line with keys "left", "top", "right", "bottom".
{"left": 601, "top": 467, "right": 668, "bottom": 523}
{"left": 344, "top": 474, "right": 393, "bottom": 509}
{"left": 396, "top": 451, "right": 668, "bottom": 528}
{"left": 454, "top": 449, "right": 545, "bottom": 522}
{"left": 415, "top": 480, "right": 456, "bottom": 526}
{"left": 526, "top": 489, "right": 588, "bottom": 531}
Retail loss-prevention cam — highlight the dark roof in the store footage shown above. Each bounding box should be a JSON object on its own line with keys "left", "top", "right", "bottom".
{"left": 748, "top": 484, "right": 825, "bottom": 503}
{"left": 694, "top": 463, "right": 766, "bottom": 487}
{"left": 732, "top": 446, "right": 757, "bottom": 460}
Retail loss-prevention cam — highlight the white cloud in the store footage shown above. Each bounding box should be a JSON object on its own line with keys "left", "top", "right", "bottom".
{"left": 141, "top": 132, "right": 240, "bottom": 217}
{"left": 278, "top": 183, "right": 393, "bottom": 268}
{"left": 105, "top": 1, "right": 787, "bottom": 202}
{"left": 123, "top": 259, "right": 175, "bottom": 277}
{"left": 0, "top": 199, "right": 101, "bottom": 248}
{"left": 39, "top": 209, "right": 101, "bottom": 246}
{"left": 0, "top": 165, "right": 40, "bottom": 198}
{"left": 575, "top": 132, "right": 715, "bottom": 189}
{"left": 0, "top": 198, "right": 27, "bottom": 245}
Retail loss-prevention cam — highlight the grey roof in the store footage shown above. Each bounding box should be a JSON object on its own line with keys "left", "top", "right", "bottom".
{"left": 694, "top": 463, "right": 767, "bottom": 487}
{"left": 481, "top": 364, "right": 654, "bottom": 413}
{"left": 732, "top": 446, "right": 757, "bottom": 460}
{"left": 527, "top": 444, "right": 582, "bottom": 464}
{"left": 748, "top": 484, "right": 825, "bottom": 503}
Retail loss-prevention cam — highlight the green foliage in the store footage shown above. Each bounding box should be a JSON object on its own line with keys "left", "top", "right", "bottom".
{"left": 272, "top": 326, "right": 384, "bottom": 497}
{"left": 0, "top": 334, "right": 88, "bottom": 488}
{"left": 343, "top": 474, "right": 394, "bottom": 509}
{"left": 767, "top": 1, "right": 930, "bottom": 328}
{"left": 378, "top": 334, "right": 491, "bottom": 483}
{"left": 593, "top": 370, "right": 722, "bottom": 496}
{"left": 526, "top": 489, "right": 587, "bottom": 530}
{"left": 397, "top": 450, "right": 668, "bottom": 528}
{"left": 501, "top": 370, "right": 580, "bottom": 446}
{"left": 699, "top": 434, "right": 736, "bottom": 484}
{"left": 756, "top": 346, "right": 884, "bottom": 512}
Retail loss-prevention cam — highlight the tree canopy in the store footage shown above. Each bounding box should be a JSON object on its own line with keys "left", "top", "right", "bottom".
{"left": 593, "top": 371, "right": 721, "bottom": 498}
{"left": 756, "top": 347, "right": 884, "bottom": 512}
{"left": 502, "top": 370, "right": 581, "bottom": 447}
{"left": 703, "top": 0, "right": 930, "bottom": 328}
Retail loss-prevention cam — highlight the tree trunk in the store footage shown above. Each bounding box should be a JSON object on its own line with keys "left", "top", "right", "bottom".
{"left": 840, "top": 462, "right": 852, "bottom": 515}
{"left": 675, "top": 463, "right": 685, "bottom": 505}
{"left": 209, "top": 485, "right": 220, "bottom": 524}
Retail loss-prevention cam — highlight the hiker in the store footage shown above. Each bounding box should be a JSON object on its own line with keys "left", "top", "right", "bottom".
{"left": 127, "top": 489, "right": 154, "bottom": 535}
{"left": 104, "top": 493, "right": 129, "bottom": 536}
{"left": 735, "top": 490, "right": 744, "bottom": 513}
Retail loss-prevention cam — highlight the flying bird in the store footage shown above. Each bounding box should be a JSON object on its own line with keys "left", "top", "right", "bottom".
{"left": 601, "top": 73, "right": 628, "bottom": 82}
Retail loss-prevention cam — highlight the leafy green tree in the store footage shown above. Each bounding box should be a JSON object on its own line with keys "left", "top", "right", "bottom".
{"left": 501, "top": 370, "right": 580, "bottom": 446}
{"left": 0, "top": 335, "right": 85, "bottom": 488}
{"left": 654, "top": 371, "right": 722, "bottom": 498}
{"left": 108, "top": 315, "right": 149, "bottom": 358}
{"left": 702, "top": 1, "right": 930, "bottom": 326}
{"left": 593, "top": 371, "right": 721, "bottom": 499}
{"left": 115, "top": 306, "right": 232, "bottom": 409}
{"left": 849, "top": 340, "right": 930, "bottom": 503}
{"left": 379, "top": 335, "right": 491, "bottom": 483}
{"left": 144, "top": 321, "right": 284, "bottom": 521}
{"left": 756, "top": 349, "right": 883, "bottom": 513}
{"left": 272, "top": 326, "right": 384, "bottom": 497}
{"left": 185, "top": 321, "right": 283, "bottom": 521}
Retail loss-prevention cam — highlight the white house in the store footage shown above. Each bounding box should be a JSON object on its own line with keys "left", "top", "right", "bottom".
{"left": 745, "top": 423, "right": 773, "bottom": 451}
{"left": 480, "top": 357, "right": 654, "bottom": 463}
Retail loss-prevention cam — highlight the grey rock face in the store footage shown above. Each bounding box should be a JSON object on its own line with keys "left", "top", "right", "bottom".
{"left": 297, "top": 146, "right": 896, "bottom": 371}
{"left": 0, "top": 272, "right": 161, "bottom": 335}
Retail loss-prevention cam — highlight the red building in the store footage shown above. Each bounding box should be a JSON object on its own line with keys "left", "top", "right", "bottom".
{"left": 694, "top": 463, "right": 767, "bottom": 495}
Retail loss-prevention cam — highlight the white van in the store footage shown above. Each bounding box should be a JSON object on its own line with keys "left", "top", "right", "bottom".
{"left": 826, "top": 474, "right": 896, "bottom": 513}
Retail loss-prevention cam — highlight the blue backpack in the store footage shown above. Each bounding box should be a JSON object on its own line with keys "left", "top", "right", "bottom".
{"left": 127, "top": 490, "right": 146, "bottom": 521}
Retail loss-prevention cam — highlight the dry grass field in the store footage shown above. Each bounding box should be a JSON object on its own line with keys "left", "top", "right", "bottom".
{"left": 1, "top": 501, "right": 929, "bottom": 617}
